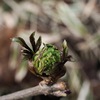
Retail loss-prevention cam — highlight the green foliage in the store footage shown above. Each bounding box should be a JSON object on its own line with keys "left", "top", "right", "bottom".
{"left": 32, "top": 44, "right": 61, "bottom": 75}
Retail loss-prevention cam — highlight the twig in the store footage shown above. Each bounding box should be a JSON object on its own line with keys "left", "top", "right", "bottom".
{"left": 0, "top": 81, "right": 71, "bottom": 100}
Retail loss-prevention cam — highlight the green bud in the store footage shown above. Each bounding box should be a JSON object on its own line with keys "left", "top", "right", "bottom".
{"left": 12, "top": 32, "right": 71, "bottom": 84}
{"left": 32, "top": 44, "right": 61, "bottom": 75}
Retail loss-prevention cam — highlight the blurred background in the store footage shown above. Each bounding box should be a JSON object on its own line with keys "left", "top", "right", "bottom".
{"left": 0, "top": 0, "right": 100, "bottom": 100}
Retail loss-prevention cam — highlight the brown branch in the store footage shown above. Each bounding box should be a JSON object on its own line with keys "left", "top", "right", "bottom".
{"left": 0, "top": 81, "right": 71, "bottom": 100}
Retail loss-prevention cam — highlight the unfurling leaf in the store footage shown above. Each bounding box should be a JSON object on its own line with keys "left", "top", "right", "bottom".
{"left": 12, "top": 37, "right": 32, "bottom": 53}
{"left": 29, "top": 32, "right": 36, "bottom": 52}
{"left": 35, "top": 36, "right": 42, "bottom": 52}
